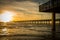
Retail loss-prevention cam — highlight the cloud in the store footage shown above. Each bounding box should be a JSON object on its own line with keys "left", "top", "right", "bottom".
{"left": 0, "top": 0, "right": 60, "bottom": 21}
{"left": 0, "top": 0, "right": 49, "bottom": 4}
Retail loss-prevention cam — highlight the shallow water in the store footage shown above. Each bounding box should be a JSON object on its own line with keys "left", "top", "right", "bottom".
{"left": 0, "top": 23, "right": 60, "bottom": 40}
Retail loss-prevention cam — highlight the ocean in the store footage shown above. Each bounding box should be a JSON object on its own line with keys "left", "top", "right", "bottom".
{"left": 0, "top": 22, "right": 60, "bottom": 40}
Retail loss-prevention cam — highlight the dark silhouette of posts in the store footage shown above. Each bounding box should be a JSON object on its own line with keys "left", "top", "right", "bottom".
{"left": 51, "top": 0, "right": 56, "bottom": 40}
{"left": 39, "top": 0, "right": 60, "bottom": 40}
{"left": 52, "top": 12, "right": 56, "bottom": 40}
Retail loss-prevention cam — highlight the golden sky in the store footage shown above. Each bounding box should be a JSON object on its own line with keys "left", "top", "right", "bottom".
{"left": 0, "top": 0, "right": 60, "bottom": 22}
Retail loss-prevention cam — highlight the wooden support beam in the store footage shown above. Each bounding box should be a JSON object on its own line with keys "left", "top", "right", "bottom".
{"left": 51, "top": 0, "right": 56, "bottom": 40}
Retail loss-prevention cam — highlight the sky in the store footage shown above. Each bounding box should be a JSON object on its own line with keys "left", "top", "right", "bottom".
{"left": 0, "top": 0, "right": 60, "bottom": 21}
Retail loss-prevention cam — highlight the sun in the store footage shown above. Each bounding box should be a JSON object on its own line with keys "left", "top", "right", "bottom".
{"left": 0, "top": 11, "right": 14, "bottom": 22}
